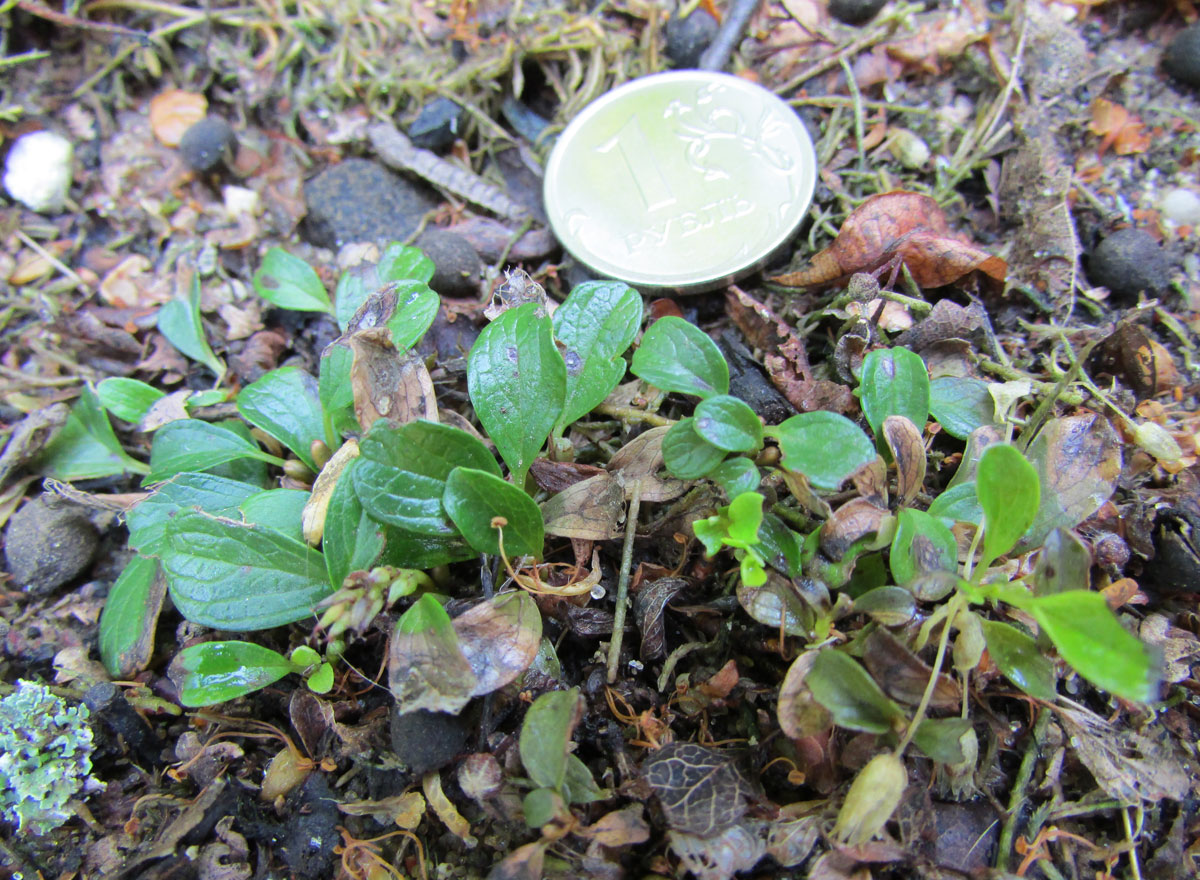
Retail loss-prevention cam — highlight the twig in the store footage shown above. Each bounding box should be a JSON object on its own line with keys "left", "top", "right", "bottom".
{"left": 16, "top": 230, "right": 89, "bottom": 294}
{"left": 17, "top": 0, "right": 149, "bottom": 40}
{"left": 368, "top": 121, "right": 531, "bottom": 222}
{"left": 594, "top": 404, "right": 673, "bottom": 428}
{"left": 606, "top": 481, "right": 642, "bottom": 684}
{"left": 698, "top": 0, "right": 759, "bottom": 72}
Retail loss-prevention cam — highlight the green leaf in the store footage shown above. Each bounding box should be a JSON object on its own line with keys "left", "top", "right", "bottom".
{"left": 378, "top": 242, "right": 435, "bottom": 285}
{"left": 630, "top": 316, "right": 729, "bottom": 399}
{"left": 354, "top": 420, "right": 500, "bottom": 535}
{"left": 889, "top": 508, "right": 957, "bottom": 586}
{"left": 911, "top": 717, "right": 972, "bottom": 764}
{"left": 980, "top": 620, "right": 1057, "bottom": 701}
{"left": 174, "top": 641, "right": 297, "bottom": 707}
{"left": 335, "top": 245, "right": 435, "bottom": 332}
{"left": 1033, "top": 528, "right": 1091, "bottom": 596}
{"left": 757, "top": 513, "right": 803, "bottom": 578}
{"left": 383, "top": 281, "right": 440, "bottom": 352}
{"left": 96, "top": 378, "right": 165, "bottom": 423}
{"left": 99, "top": 555, "right": 165, "bottom": 678}
{"left": 519, "top": 687, "right": 582, "bottom": 792}
{"left": 562, "top": 753, "right": 606, "bottom": 804}
{"left": 807, "top": 650, "right": 906, "bottom": 734}
{"left": 157, "top": 275, "right": 226, "bottom": 377}
{"left": 128, "top": 472, "right": 262, "bottom": 555}
{"left": 443, "top": 467, "right": 545, "bottom": 558}
{"left": 318, "top": 344, "right": 358, "bottom": 438}
{"left": 661, "top": 417, "right": 727, "bottom": 479}
{"left": 926, "top": 481, "right": 982, "bottom": 526}
{"left": 390, "top": 593, "right": 475, "bottom": 716}
{"left": 1028, "top": 591, "right": 1157, "bottom": 702}
{"left": 323, "top": 459, "right": 385, "bottom": 590}
{"left": 860, "top": 347, "right": 929, "bottom": 439}
{"left": 771, "top": 411, "right": 875, "bottom": 491}
{"left": 976, "top": 444, "right": 1040, "bottom": 569}
{"left": 306, "top": 663, "right": 335, "bottom": 693}
{"left": 379, "top": 527, "right": 476, "bottom": 570}
{"left": 253, "top": 247, "right": 333, "bottom": 313}
{"left": 145, "top": 419, "right": 283, "bottom": 484}
{"left": 236, "top": 367, "right": 326, "bottom": 469}
{"left": 708, "top": 457, "right": 761, "bottom": 500}
{"left": 552, "top": 280, "right": 643, "bottom": 429}
{"left": 161, "top": 510, "right": 331, "bottom": 630}
{"left": 929, "top": 377, "right": 994, "bottom": 440}
{"left": 468, "top": 303, "right": 565, "bottom": 483}
{"left": 239, "top": 489, "right": 308, "bottom": 542}
{"left": 523, "top": 788, "right": 566, "bottom": 827}
{"left": 694, "top": 395, "right": 763, "bottom": 452}
{"left": 39, "top": 387, "right": 149, "bottom": 479}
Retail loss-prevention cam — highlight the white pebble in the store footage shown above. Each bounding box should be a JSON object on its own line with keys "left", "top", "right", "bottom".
{"left": 3, "top": 130, "right": 74, "bottom": 213}
{"left": 1161, "top": 188, "right": 1200, "bottom": 226}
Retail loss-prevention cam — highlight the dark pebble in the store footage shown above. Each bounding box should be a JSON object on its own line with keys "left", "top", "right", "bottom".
{"left": 178, "top": 116, "right": 235, "bottom": 172}
{"left": 1163, "top": 23, "right": 1200, "bottom": 88}
{"left": 391, "top": 707, "right": 469, "bottom": 776}
{"left": 416, "top": 229, "right": 481, "bottom": 298}
{"left": 279, "top": 774, "right": 340, "bottom": 880}
{"left": 302, "top": 158, "right": 437, "bottom": 249}
{"left": 1087, "top": 228, "right": 1171, "bottom": 301}
{"left": 829, "top": 0, "right": 888, "bottom": 25}
{"left": 408, "top": 97, "right": 466, "bottom": 151}
{"left": 3, "top": 497, "right": 98, "bottom": 595}
{"left": 665, "top": 10, "right": 719, "bottom": 69}
{"left": 84, "top": 681, "right": 165, "bottom": 767}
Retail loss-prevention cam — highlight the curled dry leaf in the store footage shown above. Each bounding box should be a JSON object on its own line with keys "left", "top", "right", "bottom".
{"left": 819, "top": 497, "right": 891, "bottom": 561}
{"left": 423, "top": 769, "right": 477, "bottom": 847}
{"left": 737, "top": 571, "right": 826, "bottom": 639}
{"left": 850, "top": 456, "right": 888, "bottom": 509}
{"left": 777, "top": 650, "right": 834, "bottom": 741}
{"left": 452, "top": 590, "right": 542, "bottom": 698}
{"left": 635, "top": 576, "right": 690, "bottom": 661}
{"left": 862, "top": 628, "right": 960, "bottom": 710}
{"left": 608, "top": 425, "right": 688, "bottom": 502}
{"left": 668, "top": 825, "right": 766, "bottom": 880}
{"left": 349, "top": 332, "right": 437, "bottom": 430}
{"left": 771, "top": 192, "right": 1006, "bottom": 290}
{"left": 540, "top": 472, "right": 624, "bottom": 540}
{"left": 642, "top": 742, "right": 755, "bottom": 838}
{"left": 149, "top": 89, "right": 207, "bottom": 147}
{"left": 1088, "top": 322, "right": 1180, "bottom": 400}
{"left": 389, "top": 608, "right": 477, "bottom": 717}
{"left": 882, "top": 416, "right": 926, "bottom": 508}
{"left": 301, "top": 439, "right": 359, "bottom": 545}
{"left": 530, "top": 458, "right": 608, "bottom": 492}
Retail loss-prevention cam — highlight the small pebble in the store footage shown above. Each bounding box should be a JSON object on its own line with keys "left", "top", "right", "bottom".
{"left": 408, "top": 97, "right": 466, "bottom": 151}
{"left": 1087, "top": 228, "right": 1171, "bottom": 301}
{"left": 1163, "top": 22, "right": 1200, "bottom": 88}
{"left": 1160, "top": 188, "right": 1200, "bottom": 227}
{"left": 303, "top": 158, "right": 437, "bottom": 249}
{"left": 178, "top": 116, "right": 235, "bottom": 172}
{"left": 391, "top": 707, "right": 469, "bottom": 775}
{"left": 664, "top": 10, "right": 719, "bottom": 69}
{"left": 829, "top": 0, "right": 888, "bottom": 26}
{"left": 3, "top": 130, "right": 73, "bottom": 213}
{"left": 3, "top": 497, "right": 98, "bottom": 595}
{"left": 415, "top": 229, "right": 482, "bottom": 298}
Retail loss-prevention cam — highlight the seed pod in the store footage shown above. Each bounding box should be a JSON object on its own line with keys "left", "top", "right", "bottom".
{"left": 833, "top": 751, "right": 907, "bottom": 845}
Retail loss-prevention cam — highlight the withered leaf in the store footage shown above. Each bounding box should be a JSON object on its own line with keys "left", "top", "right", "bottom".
{"left": 1024, "top": 414, "right": 1122, "bottom": 548}
{"left": 635, "top": 576, "right": 691, "bottom": 661}
{"left": 819, "top": 497, "right": 890, "bottom": 562}
{"left": 737, "top": 572, "right": 826, "bottom": 639}
{"left": 882, "top": 416, "right": 926, "bottom": 508}
{"left": 540, "top": 473, "right": 624, "bottom": 540}
{"left": 1088, "top": 322, "right": 1179, "bottom": 400}
{"left": 772, "top": 192, "right": 1006, "bottom": 290}
{"left": 777, "top": 650, "right": 834, "bottom": 741}
{"left": 452, "top": 591, "right": 542, "bottom": 698}
{"left": 530, "top": 458, "right": 608, "bottom": 492}
{"left": 389, "top": 608, "right": 477, "bottom": 717}
{"left": 584, "top": 805, "right": 652, "bottom": 847}
{"left": 668, "top": 825, "right": 766, "bottom": 880}
{"left": 643, "top": 742, "right": 754, "bottom": 838}
{"left": 301, "top": 438, "right": 359, "bottom": 545}
{"left": 608, "top": 425, "right": 688, "bottom": 502}
{"left": 862, "top": 628, "right": 960, "bottom": 710}
{"left": 892, "top": 299, "right": 986, "bottom": 353}
{"left": 289, "top": 689, "right": 335, "bottom": 761}
{"left": 850, "top": 456, "right": 888, "bottom": 509}
{"left": 349, "top": 331, "right": 437, "bottom": 430}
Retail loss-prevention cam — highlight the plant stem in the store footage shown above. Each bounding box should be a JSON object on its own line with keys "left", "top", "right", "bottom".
{"left": 995, "top": 707, "right": 1051, "bottom": 872}
{"left": 606, "top": 481, "right": 642, "bottom": 684}
{"left": 897, "top": 592, "right": 964, "bottom": 756}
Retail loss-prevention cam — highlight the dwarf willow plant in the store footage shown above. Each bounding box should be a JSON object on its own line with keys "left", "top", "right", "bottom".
{"left": 97, "top": 245, "right": 643, "bottom": 707}
{"left": 629, "top": 322, "right": 1156, "bottom": 706}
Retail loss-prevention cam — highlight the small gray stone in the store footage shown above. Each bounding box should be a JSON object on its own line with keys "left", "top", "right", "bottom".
{"left": 665, "top": 10, "right": 719, "bottom": 69}
{"left": 178, "top": 116, "right": 235, "bottom": 172}
{"left": 408, "top": 98, "right": 466, "bottom": 152}
{"left": 1164, "top": 23, "right": 1200, "bottom": 88}
{"left": 829, "top": 0, "right": 888, "bottom": 25}
{"left": 1088, "top": 228, "right": 1172, "bottom": 302}
{"left": 390, "top": 707, "right": 469, "bottom": 776}
{"left": 4, "top": 497, "right": 98, "bottom": 595}
{"left": 303, "top": 158, "right": 438, "bottom": 250}
{"left": 415, "top": 229, "right": 481, "bottom": 298}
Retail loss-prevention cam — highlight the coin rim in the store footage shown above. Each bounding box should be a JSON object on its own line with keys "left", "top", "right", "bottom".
{"left": 544, "top": 71, "right": 817, "bottom": 293}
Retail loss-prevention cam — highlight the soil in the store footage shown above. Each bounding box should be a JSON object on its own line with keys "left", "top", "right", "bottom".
{"left": 1, "top": 1, "right": 1199, "bottom": 879}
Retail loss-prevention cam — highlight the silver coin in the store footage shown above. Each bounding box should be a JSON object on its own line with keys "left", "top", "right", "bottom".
{"left": 544, "top": 71, "right": 817, "bottom": 293}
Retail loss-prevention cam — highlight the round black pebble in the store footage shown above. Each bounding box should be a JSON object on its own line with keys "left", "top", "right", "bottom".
{"left": 1087, "top": 228, "right": 1171, "bottom": 301}
{"left": 416, "top": 229, "right": 481, "bottom": 298}
{"left": 178, "top": 116, "right": 235, "bottom": 172}
{"left": 408, "top": 97, "right": 466, "bottom": 151}
{"left": 1163, "top": 23, "right": 1200, "bottom": 88}
{"left": 302, "top": 158, "right": 437, "bottom": 249}
{"left": 3, "top": 497, "right": 98, "bottom": 595}
{"left": 391, "top": 708, "right": 470, "bottom": 776}
{"left": 665, "top": 10, "right": 719, "bottom": 69}
{"left": 829, "top": 0, "right": 888, "bottom": 25}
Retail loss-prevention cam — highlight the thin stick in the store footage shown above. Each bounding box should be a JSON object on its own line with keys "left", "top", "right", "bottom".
{"left": 698, "top": 0, "right": 759, "bottom": 72}
{"left": 606, "top": 481, "right": 642, "bottom": 684}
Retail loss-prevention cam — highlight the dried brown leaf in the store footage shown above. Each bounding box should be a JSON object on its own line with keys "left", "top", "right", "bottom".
{"left": 643, "top": 742, "right": 754, "bottom": 838}
{"left": 452, "top": 591, "right": 542, "bottom": 698}
{"left": 608, "top": 425, "right": 688, "bottom": 502}
{"left": 862, "top": 628, "right": 960, "bottom": 710}
{"left": 819, "top": 497, "right": 890, "bottom": 561}
{"left": 540, "top": 473, "right": 624, "bottom": 540}
{"left": 777, "top": 650, "right": 834, "bottom": 741}
{"left": 349, "top": 331, "right": 437, "bottom": 430}
{"left": 634, "top": 576, "right": 690, "bottom": 661}
{"left": 882, "top": 416, "right": 925, "bottom": 508}
{"left": 149, "top": 89, "right": 207, "bottom": 147}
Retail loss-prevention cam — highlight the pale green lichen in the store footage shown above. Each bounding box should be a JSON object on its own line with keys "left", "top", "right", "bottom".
{"left": 0, "top": 680, "right": 103, "bottom": 835}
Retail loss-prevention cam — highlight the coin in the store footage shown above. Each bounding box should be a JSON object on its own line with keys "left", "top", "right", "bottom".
{"left": 544, "top": 71, "right": 817, "bottom": 293}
